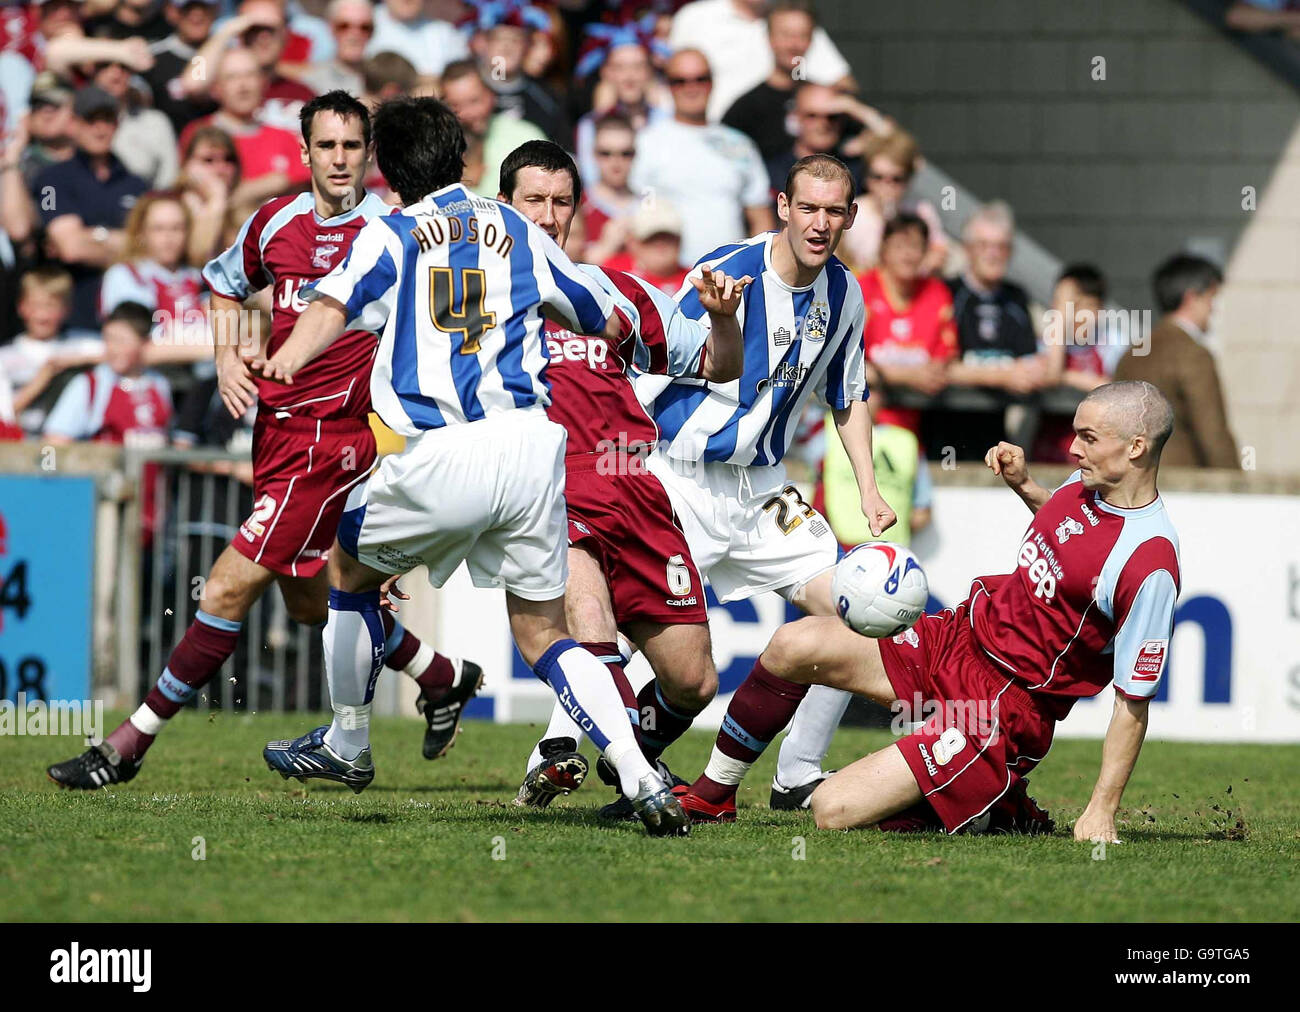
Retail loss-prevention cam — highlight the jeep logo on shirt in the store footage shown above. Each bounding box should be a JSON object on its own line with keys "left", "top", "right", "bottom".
{"left": 1017, "top": 537, "right": 1058, "bottom": 601}
{"left": 546, "top": 333, "right": 610, "bottom": 371}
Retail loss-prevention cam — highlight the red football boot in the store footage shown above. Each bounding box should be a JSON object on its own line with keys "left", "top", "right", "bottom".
{"left": 671, "top": 784, "right": 737, "bottom": 823}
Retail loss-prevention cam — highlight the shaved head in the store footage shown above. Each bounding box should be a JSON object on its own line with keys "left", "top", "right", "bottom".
{"left": 1081, "top": 381, "right": 1174, "bottom": 459}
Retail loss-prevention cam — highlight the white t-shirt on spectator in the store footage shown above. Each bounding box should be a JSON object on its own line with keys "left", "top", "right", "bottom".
{"left": 366, "top": 6, "right": 468, "bottom": 76}
{"left": 630, "top": 117, "right": 771, "bottom": 265}
{"left": 0, "top": 333, "right": 106, "bottom": 433}
{"left": 670, "top": 0, "right": 853, "bottom": 122}
{"left": 0, "top": 52, "right": 35, "bottom": 136}
{"left": 0, "top": 356, "right": 15, "bottom": 426}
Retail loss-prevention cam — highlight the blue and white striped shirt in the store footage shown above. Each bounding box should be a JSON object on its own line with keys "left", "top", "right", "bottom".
{"left": 306, "top": 184, "right": 614, "bottom": 436}
{"left": 636, "top": 232, "right": 867, "bottom": 466}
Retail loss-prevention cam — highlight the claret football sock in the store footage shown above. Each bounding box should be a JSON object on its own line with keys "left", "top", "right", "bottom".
{"left": 776, "top": 685, "right": 853, "bottom": 789}
{"left": 321, "top": 588, "right": 386, "bottom": 760}
{"left": 581, "top": 641, "right": 641, "bottom": 734}
{"left": 106, "top": 610, "right": 242, "bottom": 762}
{"left": 637, "top": 680, "right": 701, "bottom": 762}
{"left": 380, "top": 612, "right": 457, "bottom": 698}
{"left": 533, "top": 638, "right": 655, "bottom": 798}
{"left": 692, "top": 660, "right": 809, "bottom": 804}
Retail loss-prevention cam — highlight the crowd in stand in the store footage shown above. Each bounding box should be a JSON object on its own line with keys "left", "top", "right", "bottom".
{"left": 0, "top": 0, "right": 1241, "bottom": 493}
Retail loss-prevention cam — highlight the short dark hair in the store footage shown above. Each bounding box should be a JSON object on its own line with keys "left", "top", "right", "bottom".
{"left": 1152, "top": 253, "right": 1222, "bottom": 315}
{"left": 362, "top": 51, "right": 417, "bottom": 95}
{"left": 1057, "top": 262, "right": 1107, "bottom": 303}
{"left": 104, "top": 301, "right": 154, "bottom": 339}
{"left": 499, "top": 140, "right": 582, "bottom": 205}
{"left": 441, "top": 58, "right": 486, "bottom": 89}
{"left": 767, "top": 0, "right": 819, "bottom": 27}
{"left": 300, "top": 89, "right": 372, "bottom": 148}
{"left": 783, "top": 152, "right": 856, "bottom": 204}
{"left": 372, "top": 97, "right": 466, "bottom": 205}
{"left": 882, "top": 211, "right": 928, "bottom": 245}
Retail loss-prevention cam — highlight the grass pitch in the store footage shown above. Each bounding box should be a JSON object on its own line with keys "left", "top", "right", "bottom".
{"left": 2, "top": 712, "right": 1297, "bottom": 922}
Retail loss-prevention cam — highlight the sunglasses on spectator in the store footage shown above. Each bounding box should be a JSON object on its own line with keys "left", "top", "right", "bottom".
{"left": 596, "top": 148, "right": 635, "bottom": 158}
{"left": 868, "top": 171, "right": 909, "bottom": 184}
{"left": 800, "top": 110, "right": 839, "bottom": 121}
{"left": 333, "top": 20, "right": 373, "bottom": 33}
{"left": 667, "top": 74, "right": 711, "bottom": 87}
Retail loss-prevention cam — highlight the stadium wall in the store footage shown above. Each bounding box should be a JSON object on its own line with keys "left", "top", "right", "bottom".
{"left": 823, "top": 0, "right": 1300, "bottom": 474}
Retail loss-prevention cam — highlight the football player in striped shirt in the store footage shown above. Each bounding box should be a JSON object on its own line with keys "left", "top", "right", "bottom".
{"left": 633, "top": 153, "right": 901, "bottom": 821}
{"left": 47, "top": 92, "right": 472, "bottom": 791}
{"left": 256, "top": 98, "right": 690, "bottom": 835}
{"left": 489, "top": 141, "right": 751, "bottom": 814}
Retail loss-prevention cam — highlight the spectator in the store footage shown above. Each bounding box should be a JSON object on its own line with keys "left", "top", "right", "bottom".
{"left": 360, "top": 49, "right": 418, "bottom": 105}
{"left": 837, "top": 129, "right": 948, "bottom": 275}
{"left": 31, "top": 84, "right": 149, "bottom": 332}
{"left": 441, "top": 58, "right": 543, "bottom": 199}
{"left": 722, "top": 0, "right": 833, "bottom": 158}
{"left": 298, "top": 0, "right": 372, "bottom": 95}
{"left": 366, "top": 0, "right": 467, "bottom": 77}
{"left": 471, "top": 2, "right": 569, "bottom": 145}
{"left": 945, "top": 201, "right": 1043, "bottom": 394}
{"left": 84, "top": 0, "right": 170, "bottom": 42}
{"left": 0, "top": 354, "right": 17, "bottom": 439}
{"left": 44, "top": 300, "right": 172, "bottom": 446}
{"left": 579, "top": 113, "right": 639, "bottom": 267}
{"left": 176, "top": 124, "right": 241, "bottom": 265}
{"left": 762, "top": 82, "right": 866, "bottom": 210}
{"left": 600, "top": 200, "right": 689, "bottom": 297}
{"left": 859, "top": 212, "right": 957, "bottom": 437}
{"left": 629, "top": 48, "right": 774, "bottom": 264}
{"left": 0, "top": 266, "right": 104, "bottom": 433}
{"left": 101, "top": 191, "right": 205, "bottom": 343}
{"left": 176, "top": 47, "right": 310, "bottom": 206}
{"left": 574, "top": 33, "right": 669, "bottom": 190}
{"left": 1042, "top": 263, "right": 1111, "bottom": 393}
{"left": 14, "top": 71, "right": 76, "bottom": 188}
{"left": 669, "top": 0, "right": 853, "bottom": 122}
{"left": 1, "top": 46, "right": 37, "bottom": 138}
{"left": 231, "top": 0, "right": 317, "bottom": 130}
{"left": 1114, "top": 254, "right": 1239, "bottom": 469}
{"left": 144, "top": 0, "right": 220, "bottom": 135}
{"left": 91, "top": 54, "right": 178, "bottom": 188}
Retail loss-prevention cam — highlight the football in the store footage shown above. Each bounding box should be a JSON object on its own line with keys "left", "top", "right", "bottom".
{"left": 832, "top": 541, "right": 930, "bottom": 638}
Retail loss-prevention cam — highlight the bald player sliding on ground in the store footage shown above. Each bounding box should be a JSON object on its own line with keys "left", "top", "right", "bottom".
{"left": 679, "top": 381, "right": 1182, "bottom": 840}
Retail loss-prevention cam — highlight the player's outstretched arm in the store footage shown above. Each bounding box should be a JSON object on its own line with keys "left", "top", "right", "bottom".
{"left": 691, "top": 269, "right": 752, "bottom": 383}
{"left": 985, "top": 441, "right": 1051, "bottom": 513}
{"left": 832, "top": 400, "right": 897, "bottom": 537}
{"left": 253, "top": 296, "right": 348, "bottom": 385}
{"left": 1074, "top": 693, "right": 1150, "bottom": 843}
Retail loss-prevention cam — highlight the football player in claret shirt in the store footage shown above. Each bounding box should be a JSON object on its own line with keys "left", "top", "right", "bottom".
{"left": 488, "top": 141, "right": 750, "bottom": 815}
{"left": 47, "top": 91, "right": 475, "bottom": 791}
{"left": 689, "top": 381, "right": 1181, "bottom": 840}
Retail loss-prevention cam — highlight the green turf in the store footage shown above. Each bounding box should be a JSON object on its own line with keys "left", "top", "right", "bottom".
{"left": 2, "top": 712, "right": 1297, "bottom": 922}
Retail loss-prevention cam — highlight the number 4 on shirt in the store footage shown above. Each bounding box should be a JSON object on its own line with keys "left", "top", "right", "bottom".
{"left": 429, "top": 266, "right": 496, "bottom": 356}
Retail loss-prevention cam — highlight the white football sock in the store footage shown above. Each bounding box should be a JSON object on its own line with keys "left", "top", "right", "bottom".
{"left": 534, "top": 640, "right": 654, "bottom": 797}
{"left": 775, "top": 684, "right": 852, "bottom": 788}
{"left": 321, "top": 590, "right": 386, "bottom": 760}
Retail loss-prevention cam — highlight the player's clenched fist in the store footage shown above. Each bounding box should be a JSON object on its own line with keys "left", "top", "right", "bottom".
{"left": 691, "top": 270, "right": 753, "bottom": 317}
{"left": 985, "top": 441, "right": 1029, "bottom": 488}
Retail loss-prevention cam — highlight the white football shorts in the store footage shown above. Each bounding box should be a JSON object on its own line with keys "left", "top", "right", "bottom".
{"left": 337, "top": 409, "right": 568, "bottom": 601}
{"left": 644, "top": 449, "right": 839, "bottom": 603}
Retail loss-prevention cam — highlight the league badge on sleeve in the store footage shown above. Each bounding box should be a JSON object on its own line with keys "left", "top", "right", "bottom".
{"left": 1132, "top": 639, "right": 1168, "bottom": 681}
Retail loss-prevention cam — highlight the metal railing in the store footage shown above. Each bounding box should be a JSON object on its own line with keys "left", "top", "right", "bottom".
{"left": 116, "top": 447, "right": 326, "bottom": 714}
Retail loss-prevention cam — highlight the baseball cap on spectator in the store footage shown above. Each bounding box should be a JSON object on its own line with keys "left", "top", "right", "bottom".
{"left": 73, "top": 85, "right": 119, "bottom": 120}
{"left": 30, "top": 71, "right": 75, "bottom": 108}
{"left": 631, "top": 201, "right": 683, "bottom": 241}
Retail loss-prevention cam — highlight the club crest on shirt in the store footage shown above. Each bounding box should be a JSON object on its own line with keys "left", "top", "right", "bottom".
{"left": 802, "top": 301, "right": 830, "bottom": 343}
{"left": 1055, "top": 516, "right": 1085, "bottom": 544}
{"left": 312, "top": 244, "right": 340, "bottom": 270}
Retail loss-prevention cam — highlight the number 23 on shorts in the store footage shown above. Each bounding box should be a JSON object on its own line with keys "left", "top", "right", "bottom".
{"left": 762, "top": 485, "right": 816, "bottom": 535}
